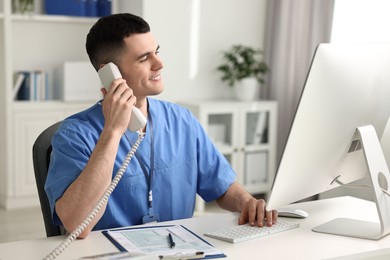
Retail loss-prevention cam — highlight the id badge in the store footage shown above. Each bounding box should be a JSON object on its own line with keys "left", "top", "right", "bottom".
{"left": 142, "top": 214, "right": 159, "bottom": 224}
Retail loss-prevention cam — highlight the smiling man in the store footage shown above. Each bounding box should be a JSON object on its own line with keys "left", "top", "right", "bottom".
{"left": 44, "top": 13, "right": 277, "bottom": 238}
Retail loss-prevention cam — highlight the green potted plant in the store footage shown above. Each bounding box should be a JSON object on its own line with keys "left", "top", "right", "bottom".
{"left": 12, "top": 0, "right": 34, "bottom": 14}
{"left": 217, "top": 44, "right": 268, "bottom": 100}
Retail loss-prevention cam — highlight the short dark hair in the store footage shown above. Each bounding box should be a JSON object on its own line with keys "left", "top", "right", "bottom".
{"left": 86, "top": 13, "right": 150, "bottom": 70}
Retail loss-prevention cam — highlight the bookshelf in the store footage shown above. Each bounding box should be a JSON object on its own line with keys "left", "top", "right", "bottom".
{"left": 178, "top": 100, "right": 278, "bottom": 211}
{"left": 0, "top": 0, "right": 144, "bottom": 209}
{"left": 11, "top": 13, "right": 96, "bottom": 22}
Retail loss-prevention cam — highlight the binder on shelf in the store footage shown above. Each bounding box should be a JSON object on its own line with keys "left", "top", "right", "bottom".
{"left": 253, "top": 112, "right": 267, "bottom": 144}
{"left": 97, "top": 0, "right": 111, "bottom": 17}
{"left": 86, "top": 0, "right": 98, "bottom": 17}
{"left": 44, "top": 0, "right": 111, "bottom": 17}
{"left": 246, "top": 112, "right": 267, "bottom": 145}
{"left": 45, "top": 0, "right": 87, "bottom": 17}
{"left": 14, "top": 70, "right": 49, "bottom": 101}
{"left": 13, "top": 72, "right": 25, "bottom": 100}
{"left": 33, "top": 71, "right": 49, "bottom": 101}
{"left": 16, "top": 71, "right": 32, "bottom": 101}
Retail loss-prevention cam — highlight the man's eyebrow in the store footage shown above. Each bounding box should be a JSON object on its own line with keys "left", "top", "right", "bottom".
{"left": 136, "top": 45, "right": 160, "bottom": 60}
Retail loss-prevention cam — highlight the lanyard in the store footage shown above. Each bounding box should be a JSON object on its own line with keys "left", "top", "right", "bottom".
{"left": 125, "top": 113, "right": 157, "bottom": 222}
{"left": 100, "top": 100, "right": 158, "bottom": 222}
{"left": 134, "top": 114, "right": 154, "bottom": 211}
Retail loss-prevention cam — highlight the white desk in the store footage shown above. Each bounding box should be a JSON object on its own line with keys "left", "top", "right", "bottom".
{"left": 1, "top": 196, "right": 390, "bottom": 260}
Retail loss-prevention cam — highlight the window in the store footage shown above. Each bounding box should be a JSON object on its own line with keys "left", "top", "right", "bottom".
{"left": 331, "top": 0, "right": 390, "bottom": 43}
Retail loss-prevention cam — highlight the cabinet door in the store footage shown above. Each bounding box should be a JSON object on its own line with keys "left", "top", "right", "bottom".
{"left": 12, "top": 110, "right": 63, "bottom": 197}
{"left": 243, "top": 110, "right": 270, "bottom": 146}
{"left": 206, "top": 111, "right": 235, "bottom": 148}
{"left": 203, "top": 108, "right": 241, "bottom": 181}
{"left": 11, "top": 103, "right": 90, "bottom": 198}
{"left": 238, "top": 105, "right": 274, "bottom": 193}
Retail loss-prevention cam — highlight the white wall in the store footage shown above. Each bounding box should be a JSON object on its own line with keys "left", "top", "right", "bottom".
{"left": 121, "top": 0, "right": 268, "bottom": 102}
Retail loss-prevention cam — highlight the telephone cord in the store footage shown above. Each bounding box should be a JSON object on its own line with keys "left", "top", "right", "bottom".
{"left": 43, "top": 131, "right": 145, "bottom": 260}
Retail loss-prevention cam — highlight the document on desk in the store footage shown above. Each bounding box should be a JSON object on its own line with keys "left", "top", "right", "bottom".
{"left": 102, "top": 225, "right": 225, "bottom": 259}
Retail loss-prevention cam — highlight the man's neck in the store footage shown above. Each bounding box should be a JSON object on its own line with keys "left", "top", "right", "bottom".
{"left": 135, "top": 97, "right": 148, "bottom": 118}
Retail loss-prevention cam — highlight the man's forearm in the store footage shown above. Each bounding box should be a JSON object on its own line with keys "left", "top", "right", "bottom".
{"left": 55, "top": 129, "right": 122, "bottom": 238}
{"left": 216, "top": 182, "right": 253, "bottom": 212}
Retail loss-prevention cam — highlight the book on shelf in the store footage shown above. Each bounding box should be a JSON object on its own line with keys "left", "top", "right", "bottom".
{"left": 14, "top": 70, "right": 49, "bottom": 101}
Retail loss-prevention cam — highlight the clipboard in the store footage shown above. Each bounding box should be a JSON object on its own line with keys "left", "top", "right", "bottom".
{"left": 102, "top": 225, "right": 226, "bottom": 259}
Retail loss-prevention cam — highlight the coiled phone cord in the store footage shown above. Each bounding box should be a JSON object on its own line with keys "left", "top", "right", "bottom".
{"left": 43, "top": 131, "right": 145, "bottom": 260}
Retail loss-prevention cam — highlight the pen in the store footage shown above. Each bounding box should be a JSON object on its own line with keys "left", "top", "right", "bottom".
{"left": 168, "top": 232, "right": 176, "bottom": 248}
{"left": 159, "top": 251, "right": 205, "bottom": 260}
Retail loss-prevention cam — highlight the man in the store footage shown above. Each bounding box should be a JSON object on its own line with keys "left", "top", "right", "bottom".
{"left": 45, "top": 13, "right": 277, "bottom": 238}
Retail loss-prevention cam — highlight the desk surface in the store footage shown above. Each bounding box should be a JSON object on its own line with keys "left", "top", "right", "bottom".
{"left": 1, "top": 196, "right": 390, "bottom": 260}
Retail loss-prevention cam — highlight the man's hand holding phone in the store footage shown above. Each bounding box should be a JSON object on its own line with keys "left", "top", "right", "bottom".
{"left": 101, "top": 78, "right": 137, "bottom": 135}
{"left": 98, "top": 62, "right": 147, "bottom": 132}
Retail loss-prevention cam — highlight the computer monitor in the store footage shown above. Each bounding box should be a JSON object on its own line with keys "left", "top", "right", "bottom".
{"left": 266, "top": 43, "right": 390, "bottom": 240}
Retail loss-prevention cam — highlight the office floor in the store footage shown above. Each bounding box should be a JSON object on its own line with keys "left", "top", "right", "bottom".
{"left": 0, "top": 206, "right": 46, "bottom": 243}
{"left": 0, "top": 202, "right": 225, "bottom": 244}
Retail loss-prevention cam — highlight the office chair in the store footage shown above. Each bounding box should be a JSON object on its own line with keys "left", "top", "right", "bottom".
{"left": 32, "top": 121, "right": 65, "bottom": 237}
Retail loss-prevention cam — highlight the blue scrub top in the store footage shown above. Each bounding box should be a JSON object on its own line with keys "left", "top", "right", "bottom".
{"left": 45, "top": 98, "right": 236, "bottom": 231}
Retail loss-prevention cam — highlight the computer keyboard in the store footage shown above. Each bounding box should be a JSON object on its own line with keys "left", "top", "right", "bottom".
{"left": 204, "top": 220, "right": 299, "bottom": 243}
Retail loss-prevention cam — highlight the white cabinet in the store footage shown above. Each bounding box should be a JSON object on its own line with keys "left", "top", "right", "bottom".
{"left": 0, "top": 0, "right": 144, "bottom": 209}
{"left": 0, "top": 1, "right": 95, "bottom": 209}
{"left": 8, "top": 103, "right": 91, "bottom": 208}
{"left": 178, "top": 100, "right": 278, "bottom": 211}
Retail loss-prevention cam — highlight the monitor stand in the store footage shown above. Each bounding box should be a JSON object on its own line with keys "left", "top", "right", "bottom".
{"left": 312, "top": 125, "right": 390, "bottom": 240}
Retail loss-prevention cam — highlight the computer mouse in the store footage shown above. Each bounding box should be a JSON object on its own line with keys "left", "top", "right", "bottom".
{"left": 277, "top": 208, "right": 309, "bottom": 218}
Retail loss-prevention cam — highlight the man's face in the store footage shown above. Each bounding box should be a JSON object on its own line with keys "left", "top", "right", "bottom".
{"left": 117, "top": 32, "right": 164, "bottom": 99}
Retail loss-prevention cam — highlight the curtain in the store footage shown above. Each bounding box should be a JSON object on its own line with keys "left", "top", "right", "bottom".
{"left": 263, "top": 0, "right": 335, "bottom": 162}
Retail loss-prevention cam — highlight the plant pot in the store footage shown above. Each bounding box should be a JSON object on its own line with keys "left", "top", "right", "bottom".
{"left": 234, "top": 78, "right": 260, "bottom": 101}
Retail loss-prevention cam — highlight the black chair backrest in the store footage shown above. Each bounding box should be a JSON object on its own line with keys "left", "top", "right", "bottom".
{"left": 32, "top": 121, "right": 63, "bottom": 237}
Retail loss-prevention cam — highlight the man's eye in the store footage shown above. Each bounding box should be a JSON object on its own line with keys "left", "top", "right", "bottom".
{"left": 140, "top": 56, "right": 148, "bottom": 62}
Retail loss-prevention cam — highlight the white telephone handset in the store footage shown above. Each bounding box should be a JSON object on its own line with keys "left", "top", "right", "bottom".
{"left": 98, "top": 62, "right": 147, "bottom": 132}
